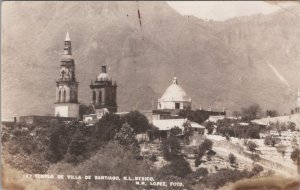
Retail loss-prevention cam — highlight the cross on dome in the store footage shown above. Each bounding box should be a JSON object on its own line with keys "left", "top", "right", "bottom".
{"left": 173, "top": 77, "right": 178, "bottom": 85}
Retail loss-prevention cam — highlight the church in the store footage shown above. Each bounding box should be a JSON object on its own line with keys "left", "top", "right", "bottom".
{"left": 152, "top": 77, "right": 192, "bottom": 120}
{"left": 54, "top": 32, "right": 117, "bottom": 120}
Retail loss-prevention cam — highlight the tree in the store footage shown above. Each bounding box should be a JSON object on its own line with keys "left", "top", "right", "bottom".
{"left": 79, "top": 104, "right": 95, "bottom": 120}
{"left": 291, "top": 148, "right": 300, "bottom": 163}
{"left": 266, "top": 109, "right": 278, "bottom": 117}
{"left": 199, "top": 139, "right": 213, "bottom": 151}
{"left": 161, "top": 136, "right": 181, "bottom": 161}
{"left": 196, "top": 139, "right": 213, "bottom": 164}
{"left": 264, "top": 135, "right": 279, "bottom": 147}
{"left": 232, "top": 111, "right": 241, "bottom": 118}
{"left": 183, "top": 121, "right": 193, "bottom": 144}
{"left": 114, "top": 123, "right": 135, "bottom": 147}
{"left": 204, "top": 121, "right": 214, "bottom": 134}
{"left": 158, "top": 157, "right": 192, "bottom": 178}
{"left": 287, "top": 122, "right": 296, "bottom": 132}
{"left": 170, "top": 126, "right": 182, "bottom": 136}
{"left": 252, "top": 164, "right": 263, "bottom": 175}
{"left": 68, "top": 132, "right": 87, "bottom": 156}
{"left": 276, "top": 144, "right": 286, "bottom": 157}
{"left": 241, "top": 104, "right": 262, "bottom": 122}
{"left": 247, "top": 141, "right": 258, "bottom": 153}
{"left": 125, "top": 111, "right": 150, "bottom": 134}
{"left": 228, "top": 153, "right": 237, "bottom": 166}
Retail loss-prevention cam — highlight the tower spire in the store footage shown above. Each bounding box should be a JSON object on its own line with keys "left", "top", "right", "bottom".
{"left": 65, "top": 32, "right": 71, "bottom": 41}
{"left": 64, "top": 32, "right": 72, "bottom": 56}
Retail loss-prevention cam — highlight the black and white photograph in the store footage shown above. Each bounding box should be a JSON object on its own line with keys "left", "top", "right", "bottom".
{"left": 1, "top": 1, "right": 300, "bottom": 189}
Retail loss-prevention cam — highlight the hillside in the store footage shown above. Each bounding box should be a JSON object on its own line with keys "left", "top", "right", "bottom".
{"left": 2, "top": 1, "right": 300, "bottom": 119}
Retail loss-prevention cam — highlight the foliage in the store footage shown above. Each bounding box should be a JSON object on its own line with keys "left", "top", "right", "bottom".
{"left": 229, "top": 153, "right": 237, "bottom": 166}
{"left": 276, "top": 144, "right": 286, "bottom": 157}
{"left": 179, "top": 110, "right": 212, "bottom": 124}
{"left": 114, "top": 123, "right": 136, "bottom": 147}
{"left": 195, "top": 139, "right": 213, "bottom": 166}
{"left": 68, "top": 132, "right": 87, "bottom": 156}
{"left": 49, "top": 142, "right": 154, "bottom": 190}
{"left": 247, "top": 141, "right": 258, "bottom": 152}
{"left": 264, "top": 135, "right": 279, "bottom": 147}
{"left": 79, "top": 104, "right": 95, "bottom": 120}
{"left": 216, "top": 118, "right": 262, "bottom": 139}
{"left": 125, "top": 111, "right": 150, "bottom": 134}
{"left": 252, "top": 164, "right": 263, "bottom": 175}
{"left": 183, "top": 121, "right": 194, "bottom": 144}
{"left": 204, "top": 121, "right": 214, "bottom": 134}
{"left": 291, "top": 148, "right": 300, "bottom": 163}
{"left": 186, "top": 168, "right": 208, "bottom": 184}
{"left": 161, "top": 136, "right": 182, "bottom": 161}
{"left": 202, "top": 168, "right": 254, "bottom": 189}
{"left": 170, "top": 126, "right": 182, "bottom": 136}
{"left": 265, "top": 109, "right": 278, "bottom": 117}
{"left": 241, "top": 104, "right": 262, "bottom": 122}
{"left": 157, "top": 157, "right": 192, "bottom": 178}
{"left": 287, "top": 122, "right": 296, "bottom": 132}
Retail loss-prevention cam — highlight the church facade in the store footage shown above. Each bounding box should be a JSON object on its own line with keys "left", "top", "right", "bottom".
{"left": 54, "top": 32, "right": 79, "bottom": 118}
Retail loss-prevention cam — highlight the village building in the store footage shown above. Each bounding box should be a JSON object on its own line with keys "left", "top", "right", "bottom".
{"left": 152, "top": 118, "right": 205, "bottom": 140}
{"left": 54, "top": 32, "right": 79, "bottom": 119}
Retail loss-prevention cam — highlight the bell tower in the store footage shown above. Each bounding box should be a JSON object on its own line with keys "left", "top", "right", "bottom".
{"left": 90, "top": 65, "right": 117, "bottom": 113}
{"left": 54, "top": 32, "right": 79, "bottom": 118}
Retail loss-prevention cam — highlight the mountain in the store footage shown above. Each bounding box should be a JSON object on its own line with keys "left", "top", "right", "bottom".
{"left": 2, "top": 1, "right": 300, "bottom": 119}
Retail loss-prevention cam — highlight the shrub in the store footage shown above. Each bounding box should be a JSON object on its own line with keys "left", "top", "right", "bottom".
{"left": 229, "top": 153, "right": 237, "bottom": 165}
{"left": 252, "top": 164, "right": 263, "bottom": 175}
{"left": 264, "top": 135, "right": 279, "bottom": 147}
{"left": 203, "top": 169, "right": 254, "bottom": 189}
{"left": 158, "top": 157, "right": 192, "bottom": 178}
{"left": 161, "top": 136, "right": 181, "bottom": 161}
{"left": 247, "top": 141, "right": 258, "bottom": 152}
{"left": 114, "top": 123, "right": 135, "bottom": 147}
{"left": 291, "top": 148, "right": 300, "bottom": 163}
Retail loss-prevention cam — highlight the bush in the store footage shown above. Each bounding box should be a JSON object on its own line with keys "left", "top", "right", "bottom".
{"left": 229, "top": 153, "right": 237, "bottom": 166}
{"left": 114, "top": 123, "right": 136, "bottom": 147}
{"left": 158, "top": 157, "right": 192, "bottom": 178}
{"left": 250, "top": 153, "right": 260, "bottom": 161}
{"left": 204, "top": 121, "right": 214, "bottom": 134}
{"left": 186, "top": 168, "right": 208, "bottom": 184}
{"left": 247, "top": 141, "right": 258, "bottom": 152}
{"left": 264, "top": 135, "right": 279, "bottom": 147}
{"left": 252, "top": 164, "right": 263, "bottom": 175}
{"left": 195, "top": 157, "right": 202, "bottom": 167}
{"left": 161, "top": 136, "right": 181, "bottom": 161}
{"left": 125, "top": 111, "right": 150, "bottom": 133}
{"left": 149, "top": 154, "right": 157, "bottom": 162}
{"left": 291, "top": 148, "right": 300, "bottom": 163}
{"left": 202, "top": 169, "right": 254, "bottom": 189}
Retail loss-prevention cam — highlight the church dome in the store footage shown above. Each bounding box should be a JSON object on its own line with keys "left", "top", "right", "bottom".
{"left": 160, "top": 77, "right": 190, "bottom": 102}
{"left": 96, "top": 66, "right": 111, "bottom": 82}
{"left": 97, "top": 73, "right": 110, "bottom": 82}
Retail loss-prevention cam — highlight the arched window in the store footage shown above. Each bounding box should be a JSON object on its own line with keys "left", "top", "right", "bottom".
{"left": 74, "top": 91, "right": 77, "bottom": 102}
{"left": 63, "top": 90, "right": 66, "bottom": 102}
{"left": 92, "top": 91, "right": 96, "bottom": 103}
{"left": 58, "top": 90, "right": 61, "bottom": 102}
{"left": 99, "top": 91, "right": 102, "bottom": 103}
{"left": 70, "top": 90, "right": 74, "bottom": 102}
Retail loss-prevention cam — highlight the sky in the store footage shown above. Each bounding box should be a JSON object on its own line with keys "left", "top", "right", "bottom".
{"left": 167, "top": 1, "right": 298, "bottom": 21}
